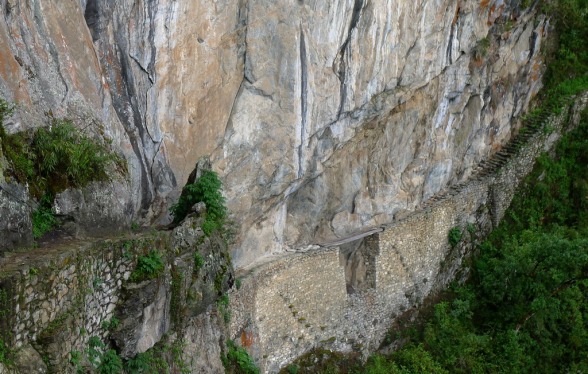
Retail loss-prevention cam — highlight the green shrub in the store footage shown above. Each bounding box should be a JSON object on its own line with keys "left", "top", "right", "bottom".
{"left": 86, "top": 336, "right": 123, "bottom": 374}
{"left": 125, "top": 352, "right": 152, "bottom": 373}
{"left": 87, "top": 336, "right": 105, "bottom": 368}
{"left": 0, "top": 338, "right": 12, "bottom": 365}
{"left": 286, "top": 364, "right": 300, "bottom": 374}
{"left": 130, "top": 251, "right": 165, "bottom": 282}
{"left": 448, "top": 227, "right": 462, "bottom": 247}
{"left": 223, "top": 339, "right": 259, "bottom": 374}
{"left": 217, "top": 293, "right": 231, "bottom": 324}
{"left": 0, "top": 116, "right": 121, "bottom": 199}
{"left": 124, "top": 340, "right": 187, "bottom": 374}
{"left": 362, "top": 347, "right": 449, "bottom": 374}
{"left": 70, "top": 350, "right": 83, "bottom": 373}
{"left": 101, "top": 317, "right": 120, "bottom": 331}
{"left": 194, "top": 252, "right": 205, "bottom": 271}
{"left": 98, "top": 350, "right": 123, "bottom": 374}
{"left": 171, "top": 170, "right": 227, "bottom": 235}
{"left": 32, "top": 199, "right": 58, "bottom": 239}
{"left": 125, "top": 352, "right": 160, "bottom": 373}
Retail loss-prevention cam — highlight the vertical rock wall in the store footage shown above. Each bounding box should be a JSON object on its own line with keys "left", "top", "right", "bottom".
{"left": 0, "top": 1, "right": 545, "bottom": 266}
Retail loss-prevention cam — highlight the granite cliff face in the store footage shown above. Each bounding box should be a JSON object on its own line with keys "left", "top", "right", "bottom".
{"left": 0, "top": 0, "right": 544, "bottom": 267}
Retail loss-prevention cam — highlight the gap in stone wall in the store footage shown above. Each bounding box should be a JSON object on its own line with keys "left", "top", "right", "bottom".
{"left": 338, "top": 236, "right": 380, "bottom": 294}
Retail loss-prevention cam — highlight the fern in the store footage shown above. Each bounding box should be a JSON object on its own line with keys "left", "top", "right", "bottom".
{"left": 130, "top": 250, "right": 165, "bottom": 282}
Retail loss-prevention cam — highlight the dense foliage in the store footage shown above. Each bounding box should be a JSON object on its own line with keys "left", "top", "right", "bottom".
{"left": 0, "top": 113, "right": 120, "bottom": 199}
{"left": 170, "top": 170, "right": 227, "bottom": 235}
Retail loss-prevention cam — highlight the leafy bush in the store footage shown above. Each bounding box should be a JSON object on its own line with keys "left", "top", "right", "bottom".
{"left": 194, "top": 252, "right": 205, "bottom": 271}
{"left": 130, "top": 250, "right": 165, "bottom": 282}
{"left": 125, "top": 352, "right": 152, "bottom": 373}
{"left": 32, "top": 199, "right": 58, "bottom": 239}
{"left": 99, "top": 350, "right": 123, "bottom": 374}
{"left": 542, "top": 0, "right": 588, "bottom": 87}
{"left": 124, "top": 351, "right": 166, "bottom": 374}
{"left": 390, "top": 345, "right": 448, "bottom": 373}
{"left": 217, "top": 293, "right": 231, "bottom": 324}
{"left": 222, "top": 339, "right": 259, "bottom": 374}
{"left": 473, "top": 37, "right": 491, "bottom": 60}
{"left": 86, "top": 336, "right": 123, "bottom": 374}
{"left": 124, "top": 339, "right": 188, "bottom": 374}
{"left": 448, "top": 227, "right": 462, "bottom": 248}
{"left": 0, "top": 338, "right": 12, "bottom": 365}
{"left": 69, "top": 350, "right": 83, "bottom": 374}
{"left": 0, "top": 115, "right": 121, "bottom": 199}
{"left": 171, "top": 170, "right": 227, "bottom": 235}
{"left": 101, "top": 317, "right": 120, "bottom": 331}
{"left": 87, "top": 336, "right": 105, "bottom": 368}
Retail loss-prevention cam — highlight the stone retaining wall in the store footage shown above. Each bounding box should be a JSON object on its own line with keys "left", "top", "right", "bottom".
{"left": 0, "top": 236, "right": 163, "bottom": 372}
{"left": 0, "top": 215, "right": 234, "bottom": 373}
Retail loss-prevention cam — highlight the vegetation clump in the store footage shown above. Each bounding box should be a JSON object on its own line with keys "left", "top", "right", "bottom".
{"left": 217, "top": 293, "right": 231, "bottom": 324}
{"left": 101, "top": 317, "right": 120, "bottom": 331}
{"left": 171, "top": 170, "right": 227, "bottom": 235}
{"left": 87, "top": 336, "right": 123, "bottom": 374}
{"left": 0, "top": 99, "right": 124, "bottom": 239}
{"left": 31, "top": 196, "right": 58, "bottom": 239}
{"left": 222, "top": 339, "right": 259, "bottom": 374}
{"left": 71, "top": 335, "right": 189, "bottom": 374}
{"left": 0, "top": 111, "right": 120, "bottom": 198}
{"left": 447, "top": 227, "right": 462, "bottom": 248}
{"left": 0, "top": 338, "right": 12, "bottom": 366}
{"left": 193, "top": 252, "right": 205, "bottom": 271}
{"left": 130, "top": 250, "right": 165, "bottom": 282}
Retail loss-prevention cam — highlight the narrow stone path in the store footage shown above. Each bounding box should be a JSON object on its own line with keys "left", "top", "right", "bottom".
{"left": 318, "top": 227, "right": 383, "bottom": 247}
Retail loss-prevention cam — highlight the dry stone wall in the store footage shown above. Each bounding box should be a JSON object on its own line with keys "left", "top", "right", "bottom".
{"left": 0, "top": 236, "right": 163, "bottom": 372}
{"left": 0, "top": 216, "right": 234, "bottom": 373}
{"left": 229, "top": 92, "right": 588, "bottom": 373}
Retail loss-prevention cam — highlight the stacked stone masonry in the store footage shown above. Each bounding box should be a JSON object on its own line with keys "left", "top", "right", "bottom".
{"left": 0, "top": 238, "right": 154, "bottom": 372}
{"left": 0, "top": 217, "right": 234, "bottom": 373}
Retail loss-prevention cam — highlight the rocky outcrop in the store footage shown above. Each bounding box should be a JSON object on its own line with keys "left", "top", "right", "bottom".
{"left": 0, "top": 1, "right": 545, "bottom": 265}
{"left": 112, "top": 277, "right": 171, "bottom": 359}
{"left": 0, "top": 183, "right": 31, "bottom": 251}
